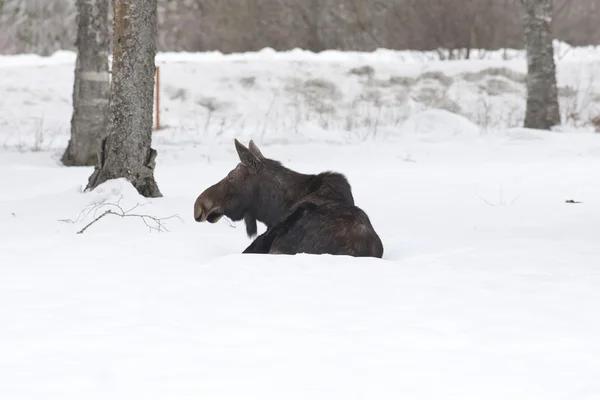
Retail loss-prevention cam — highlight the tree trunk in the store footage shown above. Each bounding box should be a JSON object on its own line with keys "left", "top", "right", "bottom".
{"left": 306, "top": 0, "right": 324, "bottom": 52}
{"left": 86, "top": 0, "right": 162, "bottom": 198}
{"left": 61, "top": 0, "right": 109, "bottom": 166}
{"left": 523, "top": 0, "right": 561, "bottom": 130}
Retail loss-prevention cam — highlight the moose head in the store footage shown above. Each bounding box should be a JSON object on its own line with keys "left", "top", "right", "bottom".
{"left": 193, "top": 139, "right": 286, "bottom": 237}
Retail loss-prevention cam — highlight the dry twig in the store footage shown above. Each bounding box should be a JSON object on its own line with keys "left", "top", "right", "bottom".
{"left": 60, "top": 196, "right": 182, "bottom": 234}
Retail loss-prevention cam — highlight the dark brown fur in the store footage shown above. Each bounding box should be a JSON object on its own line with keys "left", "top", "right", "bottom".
{"left": 194, "top": 139, "right": 383, "bottom": 258}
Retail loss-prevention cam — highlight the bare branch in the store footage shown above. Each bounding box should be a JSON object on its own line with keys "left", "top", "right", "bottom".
{"left": 476, "top": 192, "right": 498, "bottom": 207}
{"left": 77, "top": 210, "right": 113, "bottom": 234}
{"left": 60, "top": 197, "right": 182, "bottom": 234}
{"left": 76, "top": 208, "right": 182, "bottom": 234}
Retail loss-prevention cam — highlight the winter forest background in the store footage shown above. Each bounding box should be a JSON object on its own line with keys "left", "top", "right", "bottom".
{"left": 1, "top": 0, "right": 599, "bottom": 56}
{"left": 1, "top": 1, "right": 600, "bottom": 399}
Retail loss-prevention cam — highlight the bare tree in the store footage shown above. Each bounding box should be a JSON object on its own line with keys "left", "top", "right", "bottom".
{"left": 86, "top": 0, "right": 162, "bottom": 197}
{"left": 62, "top": 0, "right": 110, "bottom": 166}
{"left": 522, "top": 0, "right": 560, "bottom": 130}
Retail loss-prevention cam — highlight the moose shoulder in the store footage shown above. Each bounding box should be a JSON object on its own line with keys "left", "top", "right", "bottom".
{"left": 194, "top": 139, "right": 384, "bottom": 258}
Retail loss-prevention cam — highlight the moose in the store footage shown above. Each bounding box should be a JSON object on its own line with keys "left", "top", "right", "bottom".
{"left": 194, "top": 139, "right": 384, "bottom": 258}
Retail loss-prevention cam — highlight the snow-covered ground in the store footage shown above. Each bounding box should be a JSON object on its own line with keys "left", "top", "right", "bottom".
{"left": 1, "top": 47, "right": 600, "bottom": 399}
{"left": 1, "top": 42, "right": 600, "bottom": 151}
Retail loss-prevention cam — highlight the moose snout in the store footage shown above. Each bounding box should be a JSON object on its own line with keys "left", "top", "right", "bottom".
{"left": 194, "top": 194, "right": 224, "bottom": 223}
{"left": 194, "top": 196, "right": 212, "bottom": 222}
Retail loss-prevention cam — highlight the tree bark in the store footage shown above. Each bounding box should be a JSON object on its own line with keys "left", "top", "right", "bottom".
{"left": 86, "top": 0, "right": 162, "bottom": 198}
{"left": 523, "top": 0, "right": 561, "bottom": 130}
{"left": 62, "top": 0, "right": 110, "bottom": 166}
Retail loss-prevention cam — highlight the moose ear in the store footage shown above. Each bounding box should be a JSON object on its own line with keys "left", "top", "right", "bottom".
{"left": 234, "top": 138, "right": 261, "bottom": 170}
{"left": 248, "top": 140, "right": 264, "bottom": 159}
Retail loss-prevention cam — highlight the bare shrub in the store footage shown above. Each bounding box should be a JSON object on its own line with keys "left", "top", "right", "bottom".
{"left": 284, "top": 77, "right": 341, "bottom": 123}
{"left": 367, "top": 76, "right": 418, "bottom": 90}
{"left": 395, "top": 90, "right": 409, "bottom": 104}
{"left": 196, "top": 96, "right": 222, "bottom": 112}
{"left": 433, "top": 96, "right": 462, "bottom": 114}
{"left": 558, "top": 86, "right": 578, "bottom": 98}
{"left": 358, "top": 89, "right": 383, "bottom": 106}
{"left": 559, "top": 72, "right": 598, "bottom": 128}
{"left": 312, "top": 102, "right": 337, "bottom": 115}
{"left": 304, "top": 78, "right": 339, "bottom": 93}
{"left": 239, "top": 76, "right": 257, "bottom": 89}
{"left": 389, "top": 76, "right": 417, "bottom": 86}
{"left": 481, "top": 78, "right": 519, "bottom": 96}
{"left": 417, "top": 71, "right": 454, "bottom": 87}
{"left": 412, "top": 86, "right": 439, "bottom": 104}
{"left": 461, "top": 67, "right": 526, "bottom": 84}
{"left": 348, "top": 65, "right": 375, "bottom": 79}
{"left": 165, "top": 86, "right": 187, "bottom": 101}
{"left": 412, "top": 86, "right": 461, "bottom": 114}
{"left": 32, "top": 119, "right": 46, "bottom": 152}
{"left": 365, "top": 79, "right": 391, "bottom": 89}
{"left": 295, "top": 78, "right": 342, "bottom": 103}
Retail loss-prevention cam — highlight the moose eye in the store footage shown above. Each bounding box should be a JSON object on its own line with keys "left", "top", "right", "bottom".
{"left": 227, "top": 173, "right": 234, "bottom": 181}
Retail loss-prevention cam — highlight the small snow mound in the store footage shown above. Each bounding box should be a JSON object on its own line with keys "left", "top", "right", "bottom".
{"left": 86, "top": 178, "right": 146, "bottom": 205}
{"left": 396, "top": 109, "right": 480, "bottom": 140}
{"left": 76, "top": 178, "right": 165, "bottom": 234}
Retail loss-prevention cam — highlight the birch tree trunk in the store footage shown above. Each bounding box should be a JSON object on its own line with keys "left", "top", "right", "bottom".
{"left": 523, "top": 0, "right": 561, "bottom": 130}
{"left": 61, "top": 0, "right": 109, "bottom": 166}
{"left": 86, "top": 0, "right": 162, "bottom": 198}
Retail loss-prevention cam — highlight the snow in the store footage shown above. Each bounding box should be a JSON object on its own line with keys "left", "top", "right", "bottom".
{"left": 2, "top": 42, "right": 600, "bottom": 151}
{"left": 1, "top": 46, "right": 600, "bottom": 399}
{"left": 2, "top": 40, "right": 599, "bottom": 66}
{"left": 396, "top": 109, "right": 481, "bottom": 140}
